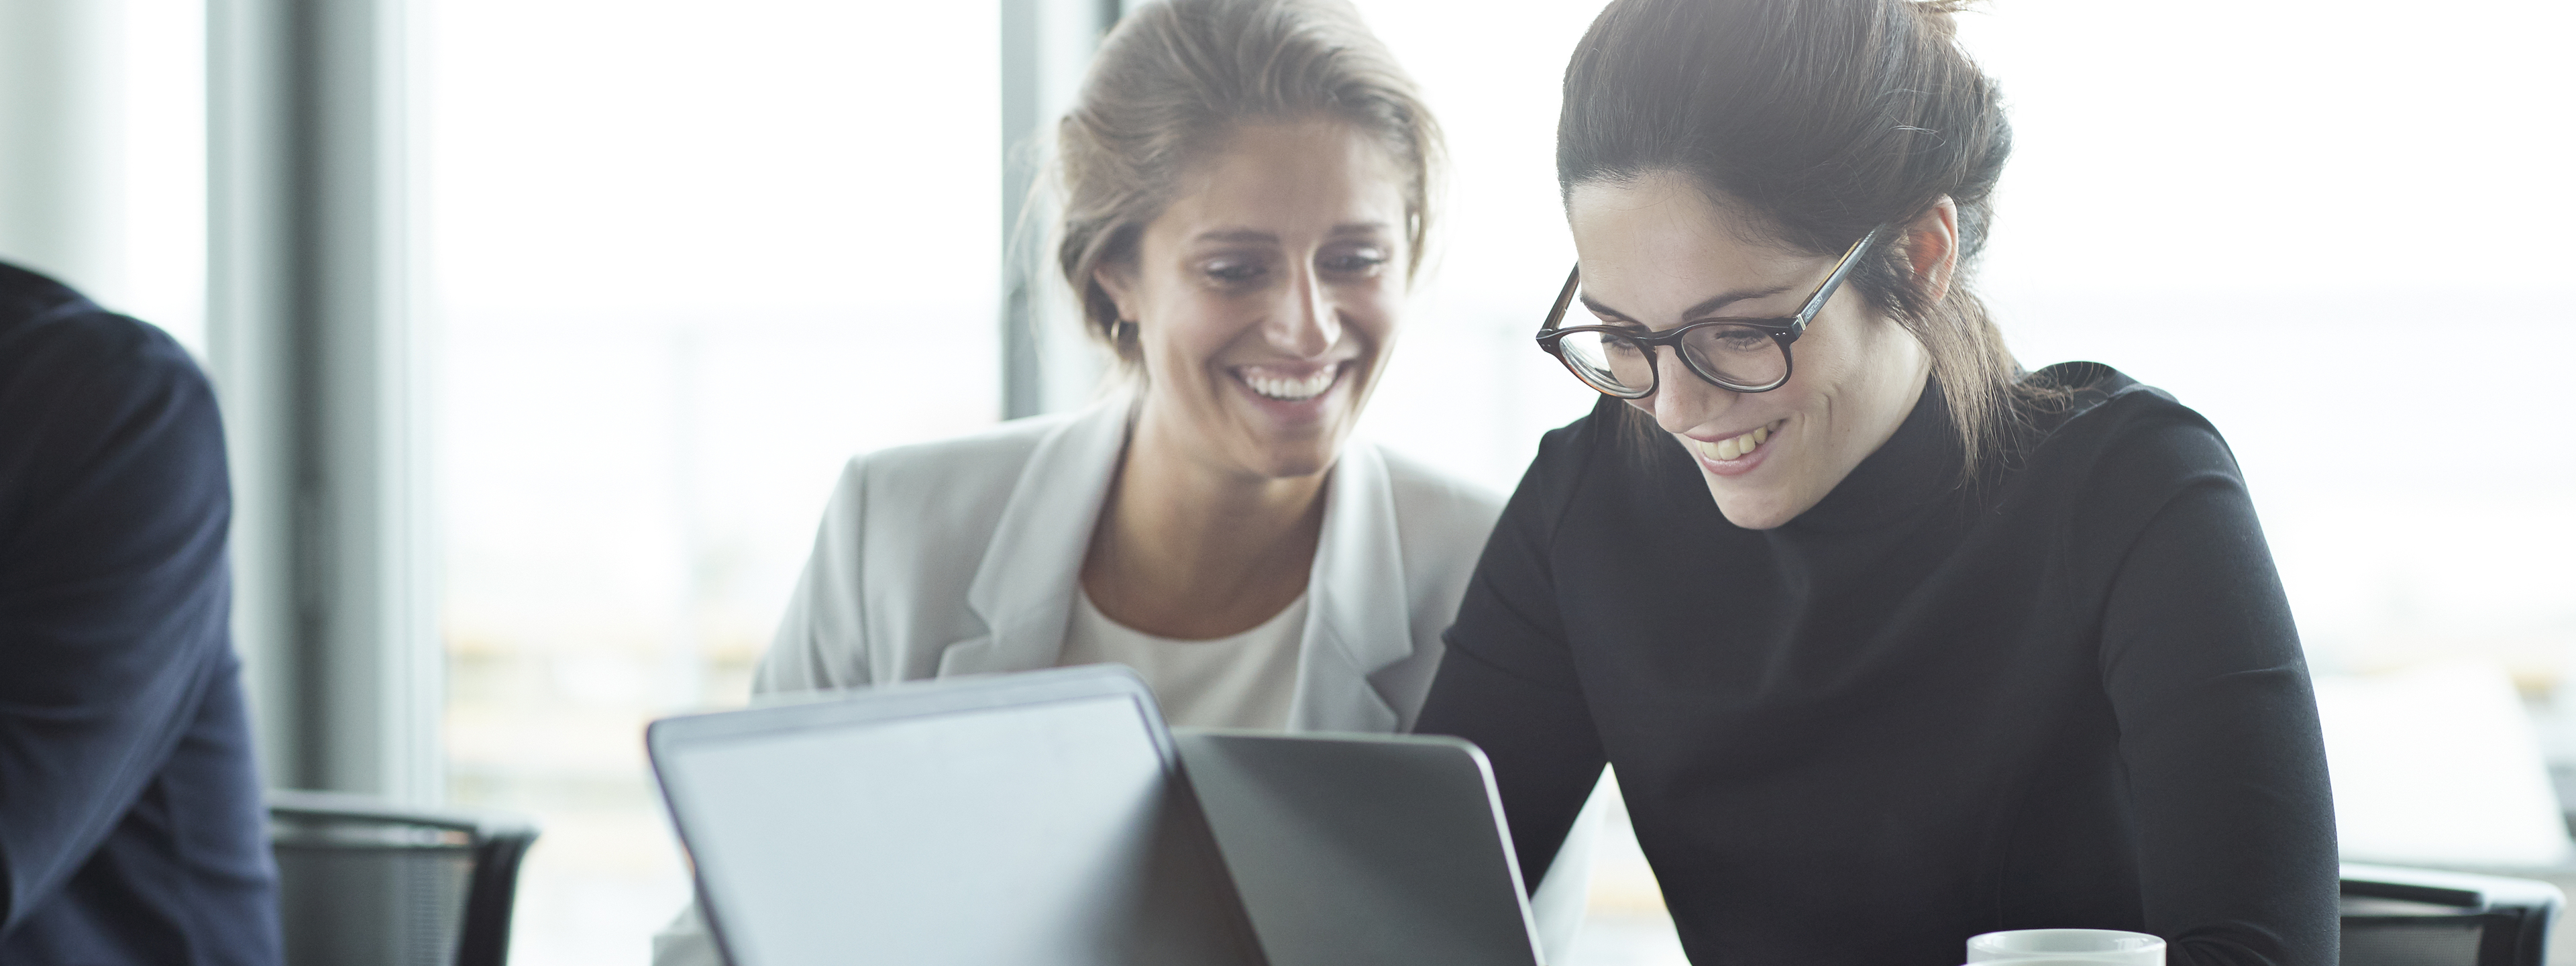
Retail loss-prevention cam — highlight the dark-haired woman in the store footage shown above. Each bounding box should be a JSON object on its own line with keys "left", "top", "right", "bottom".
{"left": 1415, "top": 1, "right": 2337, "bottom": 963}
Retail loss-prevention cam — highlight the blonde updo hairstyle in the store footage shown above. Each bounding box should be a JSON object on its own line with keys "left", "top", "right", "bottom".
{"left": 1055, "top": 0, "right": 1442, "bottom": 374}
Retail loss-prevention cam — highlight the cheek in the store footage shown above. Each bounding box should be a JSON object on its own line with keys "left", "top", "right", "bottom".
{"left": 1327, "top": 281, "right": 1399, "bottom": 341}
{"left": 1779, "top": 321, "right": 1921, "bottom": 451}
{"left": 1142, "top": 298, "right": 1248, "bottom": 377}
{"left": 1348, "top": 302, "right": 1399, "bottom": 354}
{"left": 1787, "top": 319, "right": 1882, "bottom": 400}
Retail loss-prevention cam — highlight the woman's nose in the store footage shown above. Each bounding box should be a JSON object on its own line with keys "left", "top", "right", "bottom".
{"left": 1263, "top": 264, "right": 1341, "bottom": 356}
{"left": 1650, "top": 350, "right": 1727, "bottom": 434}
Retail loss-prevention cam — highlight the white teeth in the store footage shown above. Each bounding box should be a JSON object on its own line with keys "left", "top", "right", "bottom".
{"left": 1698, "top": 421, "right": 1780, "bottom": 462}
{"left": 1243, "top": 368, "right": 1337, "bottom": 401}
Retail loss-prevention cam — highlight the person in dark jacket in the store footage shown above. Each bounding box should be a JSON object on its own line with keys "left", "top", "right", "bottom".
{"left": 0, "top": 261, "right": 281, "bottom": 965}
{"left": 1415, "top": 1, "right": 2338, "bottom": 963}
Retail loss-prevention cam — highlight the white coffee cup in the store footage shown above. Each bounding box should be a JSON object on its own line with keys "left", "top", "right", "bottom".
{"left": 1966, "top": 928, "right": 2166, "bottom": 965}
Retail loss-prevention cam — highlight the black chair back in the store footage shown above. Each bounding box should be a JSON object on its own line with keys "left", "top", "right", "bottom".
{"left": 2343, "top": 863, "right": 2563, "bottom": 966}
{"left": 269, "top": 790, "right": 539, "bottom": 966}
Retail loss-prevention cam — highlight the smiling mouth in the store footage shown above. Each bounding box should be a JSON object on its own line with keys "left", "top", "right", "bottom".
{"left": 1693, "top": 419, "right": 1785, "bottom": 462}
{"left": 1237, "top": 365, "right": 1341, "bottom": 402}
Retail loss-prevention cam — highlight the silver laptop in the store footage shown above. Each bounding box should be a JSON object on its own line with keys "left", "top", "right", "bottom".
{"left": 647, "top": 664, "right": 1547, "bottom": 966}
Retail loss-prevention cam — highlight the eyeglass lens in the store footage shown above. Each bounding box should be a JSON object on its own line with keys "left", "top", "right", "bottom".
{"left": 1553, "top": 323, "right": 1786, "bottom": 396}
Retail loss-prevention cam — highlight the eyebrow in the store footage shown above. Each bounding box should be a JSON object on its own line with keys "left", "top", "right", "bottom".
{"left": 1188, "top": 222, "right": 1392, "bottom": 245}
{"left": 1579, "top": 282, "right": 1801, "bottom": 327}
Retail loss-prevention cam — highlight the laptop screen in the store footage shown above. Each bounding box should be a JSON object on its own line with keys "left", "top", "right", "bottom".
{"left": 651, "top": 671, "right": 1267, "bottom": 966}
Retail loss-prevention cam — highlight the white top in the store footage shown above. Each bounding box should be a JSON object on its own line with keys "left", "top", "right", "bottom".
{"left": 1060, "top": 588, "right": 1306, "bottom": 731}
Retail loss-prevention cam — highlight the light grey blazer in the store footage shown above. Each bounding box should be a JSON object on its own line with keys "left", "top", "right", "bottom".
{"left": 751, "top": 394, "right": 1503, "bottom": 729}
{"left": 653, "top": 397, "right": 1598, "bottom": 964}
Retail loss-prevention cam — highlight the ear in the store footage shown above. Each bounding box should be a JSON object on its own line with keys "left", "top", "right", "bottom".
{"left": 1091, "top": 260, "right": 1142, "bottom": 327}
{"left": 1903, "top": 197, "right": 1961, "bottom": 305}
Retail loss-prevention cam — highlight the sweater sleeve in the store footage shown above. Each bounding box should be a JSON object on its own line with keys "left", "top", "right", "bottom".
{"left": 2096, "top": 442, "right": 2340, "bottom": 966}
{"left": 0, "top": 319, "right": 237, "bottom": 932}
{"left": 1415, "top": 423, "right": 1608, "bottom": 887}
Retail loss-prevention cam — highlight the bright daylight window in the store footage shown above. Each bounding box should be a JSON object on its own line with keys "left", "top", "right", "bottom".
{"left": 0, "top": 0, "right": 205, "bottom": 352}
{"left": 426, "top": 3, "right": 998, "bottom": 963}
{"left": 421, "top": 1, "right": 2571, "bottom": 965}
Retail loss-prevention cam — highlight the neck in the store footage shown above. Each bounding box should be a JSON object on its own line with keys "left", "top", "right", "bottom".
{"left": 1081, "top": 400, "right": 1330, "bottom": 640}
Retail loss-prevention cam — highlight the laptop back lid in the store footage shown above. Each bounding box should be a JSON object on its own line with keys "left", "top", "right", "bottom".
{"left": 1173, "top": 729, "right": 1548, "bottom": 966}
{"left": 647, "top": 665, "right": 1267, "bottom": 966}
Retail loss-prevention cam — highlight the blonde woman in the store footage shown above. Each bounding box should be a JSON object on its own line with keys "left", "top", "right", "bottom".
{"left": 653, "top": 1, "right": 1593, "bottom": 961}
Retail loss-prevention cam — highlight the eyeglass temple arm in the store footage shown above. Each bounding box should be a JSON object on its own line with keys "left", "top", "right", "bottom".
{"left": 1795, "top": 226, "right": 1886, "bottom": 323}
{"left": 1538, "top": 265, "right": 1582, "bottom": 335}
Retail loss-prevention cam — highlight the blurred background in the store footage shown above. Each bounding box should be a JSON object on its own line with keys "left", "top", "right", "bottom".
{"left": 1, "top": 1, "right": 2570, "bottom": 963}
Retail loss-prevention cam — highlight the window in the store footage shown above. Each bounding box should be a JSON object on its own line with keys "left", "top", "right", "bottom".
{"left": 0, "top": 0, "right": 205, "bottom": 351}
{"left": 1955, "top": 1, "right": 2576, "bottom": 680}
{"left": 425, "top": 3, "right": 999, "bottom": 962}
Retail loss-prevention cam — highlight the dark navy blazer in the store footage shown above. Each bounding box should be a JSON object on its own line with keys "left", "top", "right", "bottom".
{"left": 0, "top": 262, "right": 281, "bottom": 965}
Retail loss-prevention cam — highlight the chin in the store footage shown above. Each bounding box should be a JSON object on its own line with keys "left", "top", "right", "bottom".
{"left": 1242, "top": 439, "right": 1338, "bottom": 480}
{"left": 1223, "top": 394, "right": 1351, "bottom": 480}
{"left": 1702, "top": 478, "right": 1802, "bottom": 531}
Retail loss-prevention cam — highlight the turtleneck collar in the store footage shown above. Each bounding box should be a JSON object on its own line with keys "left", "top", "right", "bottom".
{"left": 1780, "top": 374, "right": 1963, "bottom": 535}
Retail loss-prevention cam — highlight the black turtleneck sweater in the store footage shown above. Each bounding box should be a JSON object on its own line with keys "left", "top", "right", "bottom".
{"left": 1416, "top": 364, "right": 2337, "bottom": 966}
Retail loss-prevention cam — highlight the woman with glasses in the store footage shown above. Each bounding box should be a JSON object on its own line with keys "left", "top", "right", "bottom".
{"left": 1415, "top": 0, "right": 2336, "bottom": 963}
{"left": 653, "top": 1, "right": 1596, "bottom": 961}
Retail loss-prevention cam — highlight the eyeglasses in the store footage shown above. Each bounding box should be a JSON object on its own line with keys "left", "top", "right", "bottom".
{"left": 1534, "top": 225, "right": 1885, "bottom": 398}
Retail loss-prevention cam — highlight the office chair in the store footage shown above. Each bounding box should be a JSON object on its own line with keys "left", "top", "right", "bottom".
{"left": 2342, "top": 863, "right": 2561, "bottom": 966}
{"left": 269, "top": 790, "right": 541, "bottom": 966}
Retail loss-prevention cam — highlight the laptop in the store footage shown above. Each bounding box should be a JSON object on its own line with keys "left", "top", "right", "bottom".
{"left": 647, "top": 664, "right": 1548, "bottom": 966}
{"left": 1171, "top": 725, "right": 1548, "bottom": 966}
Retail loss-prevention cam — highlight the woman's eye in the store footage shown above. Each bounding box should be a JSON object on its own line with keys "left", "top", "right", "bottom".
{"left": 1202, "top": 260, "right": 1266, "bottom": 284}
{"left": 1322, "top": 249, "right": 1389, "bottom": 274}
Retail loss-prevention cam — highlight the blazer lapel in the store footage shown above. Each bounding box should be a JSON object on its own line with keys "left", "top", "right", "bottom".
{"left": 937, "top": 396, "right": 1132, "bottom": 678}
{"left": 1287, "top": 443, "right": 1411, "bottom": 733}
